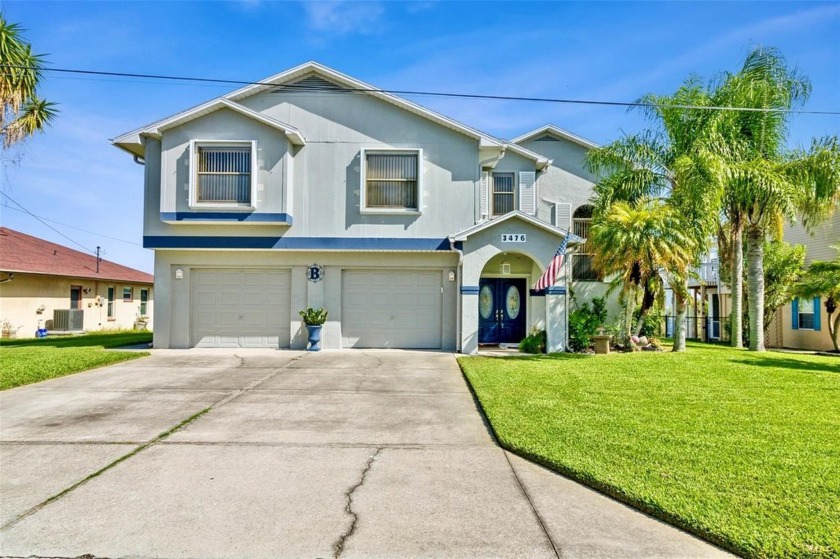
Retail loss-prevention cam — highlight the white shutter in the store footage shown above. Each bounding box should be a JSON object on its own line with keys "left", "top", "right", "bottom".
{"left": 519, "top": 171, "right": 536, "bottom": 215}
{"left": 554, "top": 202, "right": 572, "bottom": 230}
{"left": 480, "top": 171, "right": 489, "bottom": 218}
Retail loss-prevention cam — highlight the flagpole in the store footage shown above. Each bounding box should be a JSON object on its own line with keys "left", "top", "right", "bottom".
{"left": 565, "top": 230, "right": 569, "bottom": 352}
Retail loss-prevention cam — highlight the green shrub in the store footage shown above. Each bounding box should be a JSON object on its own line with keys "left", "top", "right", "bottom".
{"left": 568, "top": 297, "right": 607, "bottom": 352}
{"left": 298, "top": 308, "right": 328, "bottom": 325}
{"left": 519, "top": 329, "right": 546, "bottom": 354}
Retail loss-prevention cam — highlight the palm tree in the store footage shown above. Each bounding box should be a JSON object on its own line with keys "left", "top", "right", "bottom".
{"left": 794, "top": 246, "right": 840, "bottom": 352}
{"left": 589, "top": 199, "right": 695, "bottom": 342}
{"left": 1, "top": 14, "right": 57, "bottom": 149}
{"left": 586, "top": 80, "right": 721, "bottom": 351}
{"left": 710, "top": 48, "right": 840, "bottom": 351}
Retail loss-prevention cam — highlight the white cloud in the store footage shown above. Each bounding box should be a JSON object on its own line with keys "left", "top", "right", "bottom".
{"left": 302, "top": 1, "right": 385, "bottom": 35}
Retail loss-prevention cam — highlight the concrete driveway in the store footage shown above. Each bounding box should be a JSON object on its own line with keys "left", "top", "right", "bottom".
{"left": 0, "top": 350, "right": 730, "bottom": 558}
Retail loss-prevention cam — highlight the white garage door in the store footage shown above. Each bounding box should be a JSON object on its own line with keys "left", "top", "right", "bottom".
{"left": 342, "top": 270, "right": 442, "bottom": 349}
{"left": 191, "top": 269, "right": 291, "bottom": 348}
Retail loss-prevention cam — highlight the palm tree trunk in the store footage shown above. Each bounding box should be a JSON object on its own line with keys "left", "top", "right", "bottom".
{"left": 746, "top": 225, "right": 766, "bottom": 351}
{"left": 830, "top": 311, "right": 839, "bottom": 353}
{"left": 730, "top": 225, "right": 744, "bottom": 348}
{"left": 673, "top": 289, "right": 688, "bottom": 352}
{"left": 624, "top": 285, "right": 636, "bottom": 343}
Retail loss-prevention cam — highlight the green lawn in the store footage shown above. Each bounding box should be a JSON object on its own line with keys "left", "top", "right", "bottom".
{"left": 1, "top": 331, "right": 152, "bottom": 390}
{"left": 459, "top": 343, "right": 840, "bottom": 559}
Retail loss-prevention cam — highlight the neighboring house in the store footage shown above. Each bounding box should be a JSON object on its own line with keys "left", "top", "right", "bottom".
{"left": 775, "top": 212, "right": 839, "bottom": 351}
{"left": 112, "top": 61, "right": 607, "bottom": 352}
{"left": 0, "top": 228, "right": 154, "bottom": 337}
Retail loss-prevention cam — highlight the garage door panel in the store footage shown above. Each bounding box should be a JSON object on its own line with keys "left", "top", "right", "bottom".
{"left": 192, "top": 269, "right": 291, "bottom": 349}
{"left": 342, "top": 270, "right": 442, "bottom": 349}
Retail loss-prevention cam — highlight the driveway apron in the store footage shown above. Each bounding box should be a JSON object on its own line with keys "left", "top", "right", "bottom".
{"left": 0, "top": 350, "right": 731, "bottom": 558}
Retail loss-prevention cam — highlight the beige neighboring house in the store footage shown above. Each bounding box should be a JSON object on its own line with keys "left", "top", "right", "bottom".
{"left": 0, "top": 227, "right": 153, "bottom": 338}
{"left": 773, "top": 212, "right": 840, "bottom": 351}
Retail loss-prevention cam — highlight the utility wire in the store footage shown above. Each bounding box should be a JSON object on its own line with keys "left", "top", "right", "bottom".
{"left": 2, "top": 64, "right": 838, "bottom": 116}
{"left": 0, "top": 203, "right": 143, "bottom": 247}
{"left": 0, "top": 191, "right": 97, "bottom": 254}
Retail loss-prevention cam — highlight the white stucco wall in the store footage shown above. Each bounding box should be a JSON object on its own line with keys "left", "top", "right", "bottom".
{"left": 0, "top": 273, "right": 153, "bottom": 338}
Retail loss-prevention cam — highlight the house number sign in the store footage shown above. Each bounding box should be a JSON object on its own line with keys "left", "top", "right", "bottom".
{"left": 501, "top": 234, "right": 527, "bottom": 243}
{"left": 307, "top": 264, "right": 324, "bottom": 283}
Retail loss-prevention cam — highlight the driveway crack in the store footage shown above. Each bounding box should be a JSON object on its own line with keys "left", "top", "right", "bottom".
{"left": 332, "top": 447, "right": 382, "bottom": 558}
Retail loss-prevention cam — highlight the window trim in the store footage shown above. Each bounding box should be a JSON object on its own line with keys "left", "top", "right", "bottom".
{"left": 572, "top": 206, "right": 601, "bottom": 282}
{"left": 123, "top": 286, "right": 134, "bottom": 303}
{"left": 795, "top": 297, "right": 818, "bottom": 330}
{"left": 139, "top": 288, "right": 149, "bottom": 317}
{"left": 359, "top": 148, "right": 423, "bottom": 215}
{"left": 491, "top": 172, "right": 516, "bottom": 217}
{"left": 188, "top": 140, "right": 257, "bottom": 210}
{"left": 107, "top": 286, "right": 115, "bottom": 320}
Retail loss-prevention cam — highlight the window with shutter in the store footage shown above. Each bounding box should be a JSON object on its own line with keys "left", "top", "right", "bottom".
{"left": 519, "top": 171, "right": 536, "bottom": 215}
{"left": 572, "top": 204, "right": 601, "bottom": 281}
{"left": 361, "top": 149, "right": 422, "bottom": 212}
{"left": 554, "top": 202, "right": 572, "bottom": 230}
{"left": 492, "top": 173, "right": 515, "bottom": 216}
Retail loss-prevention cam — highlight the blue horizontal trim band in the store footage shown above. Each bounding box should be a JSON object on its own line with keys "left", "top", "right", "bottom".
{"left": 144, "top": 236, "right": 452, "bottom": 251}
{"left": 160, "top": 212, "right": 293, "bottom": 224}
{"left": 545, "top": 286, "right": 567, "bottom": 295}
{"left": 461, "top": 286, "right": 480, "bottom": 294}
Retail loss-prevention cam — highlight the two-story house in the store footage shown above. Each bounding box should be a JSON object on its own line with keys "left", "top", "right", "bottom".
{"left": 113, "top": 62, "right": 606, "bottom": 352}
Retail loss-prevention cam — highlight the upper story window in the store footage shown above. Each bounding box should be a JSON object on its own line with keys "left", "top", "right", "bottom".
{"left": 492, "top": 173, "right": 515, "bottom": 216}
{"left": 361, "top": 149, "right": 422, "bottom": 213}
{"left": 572, "top": 204, "right": 601, "bottom": 281}
{"left": 189, "top": 141, "right": 256, "bottom": 208}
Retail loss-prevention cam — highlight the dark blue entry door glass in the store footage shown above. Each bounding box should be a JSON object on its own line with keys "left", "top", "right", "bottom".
{"left": 478, "top": 278, "right": 527, "bottom": 344}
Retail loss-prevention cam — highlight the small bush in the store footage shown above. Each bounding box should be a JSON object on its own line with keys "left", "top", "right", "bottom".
{"left": 568, "top": 297, "right": 607, "bottom": 352}
{"left": 519, "top": 329, "right": 546, "bottom": 354}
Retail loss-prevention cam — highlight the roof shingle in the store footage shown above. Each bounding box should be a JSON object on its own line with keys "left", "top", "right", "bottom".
{"left": 0, "top": 228, "right": 153, "bottom": 284}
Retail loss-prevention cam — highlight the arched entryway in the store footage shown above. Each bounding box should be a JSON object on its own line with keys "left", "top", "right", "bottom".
{"left": 477, "top": 252, "right": 544, "bottom": 346}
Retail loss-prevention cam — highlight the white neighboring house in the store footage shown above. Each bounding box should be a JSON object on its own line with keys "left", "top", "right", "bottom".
{"left": 112, "top": 61, "right": 608, "bottom": 352}
{"left": 0, "top": 227, "right": 153, "bottom": 337}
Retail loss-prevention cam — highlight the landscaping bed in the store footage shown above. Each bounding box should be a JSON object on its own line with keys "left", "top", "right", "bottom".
{"left": 1, "top": 331, "right": 152, "bottom": 390}
{"left": 459, "top": 342, "right": 840, "bottom": 558}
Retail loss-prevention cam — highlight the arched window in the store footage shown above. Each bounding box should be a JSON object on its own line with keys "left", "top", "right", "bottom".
{"left": 573, "top": 205, "right": 600, "bottom": 281}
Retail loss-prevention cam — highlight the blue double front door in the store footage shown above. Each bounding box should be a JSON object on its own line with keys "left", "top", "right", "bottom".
{"left": 478, "top": 278, "right": 527, "bottom": 345}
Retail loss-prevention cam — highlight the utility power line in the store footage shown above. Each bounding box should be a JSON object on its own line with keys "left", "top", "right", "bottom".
{"left": 0, "top": 191, "right": 97, "bottom": 254}
{"left": 0, "top": 203, "right": 143, "bottom": 247}
{"left": 2, "top": 64, "right": 838, "bottom": 116}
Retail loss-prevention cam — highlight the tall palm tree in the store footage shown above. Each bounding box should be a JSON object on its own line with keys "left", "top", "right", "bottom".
{"left": 589, "top": 199, "right": 696, "bottom": 342}
{"left": 586, "top": 80, "right": 721, "bottom": 351}
{"left": 710, "top": 48, "right": 840, "bottom": 351}
{"left": 1, "top": 14, "right": 57, "bottom": 149}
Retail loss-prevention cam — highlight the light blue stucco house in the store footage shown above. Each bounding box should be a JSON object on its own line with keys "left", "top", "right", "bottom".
{"left": 112, "top": 62, "right": 608, "bottom": 352}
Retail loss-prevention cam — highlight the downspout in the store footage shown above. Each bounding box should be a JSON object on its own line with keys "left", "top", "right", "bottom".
{"left": 449, "top": 237, "right": 464, "bottom": 353}
{"left": 133, "top": 155, "right": 145, "bottom": 166}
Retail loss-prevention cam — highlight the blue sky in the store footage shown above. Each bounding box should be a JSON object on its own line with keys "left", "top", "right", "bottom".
{"left": 2, "top": 1, "right": 838, "bottom": 273}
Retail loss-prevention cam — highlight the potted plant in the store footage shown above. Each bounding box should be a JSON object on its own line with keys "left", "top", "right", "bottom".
{"left": 299, "top": 308, "right": 328, "bottom": 351}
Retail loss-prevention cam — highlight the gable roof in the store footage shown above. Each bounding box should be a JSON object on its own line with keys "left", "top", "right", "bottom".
{"left": 0, "top": 228, "right": 154, "bottom": 284}
{"left": 225, "top": 61, "right": 505, "bottom": 148}
{"left": 511, "top": 124, "right": 600, "bottom": 151}
{"left": 113, "top": 99, "right": 305, "bottom": 157}
{"left": 449, "top": 211, "right": 583, "bottom": 244}
{"left": 112, "top": 61, "right": 554, "bottom": 167}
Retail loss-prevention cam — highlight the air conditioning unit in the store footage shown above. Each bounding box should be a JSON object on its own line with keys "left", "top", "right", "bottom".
{"left": 53, "top": 309, "right": 84, "bottom": 331}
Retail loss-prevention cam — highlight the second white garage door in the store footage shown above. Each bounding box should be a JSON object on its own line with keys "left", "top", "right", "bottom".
{"left": 342, "top": 270, "right": 442, "bottom": 349}
{"left": 192, "top": 269, "right": 291, "bottom": 348}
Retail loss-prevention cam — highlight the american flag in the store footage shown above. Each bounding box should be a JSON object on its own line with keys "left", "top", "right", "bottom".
{"left": 533, "top": 234, "right": 569, "bottom": 291}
